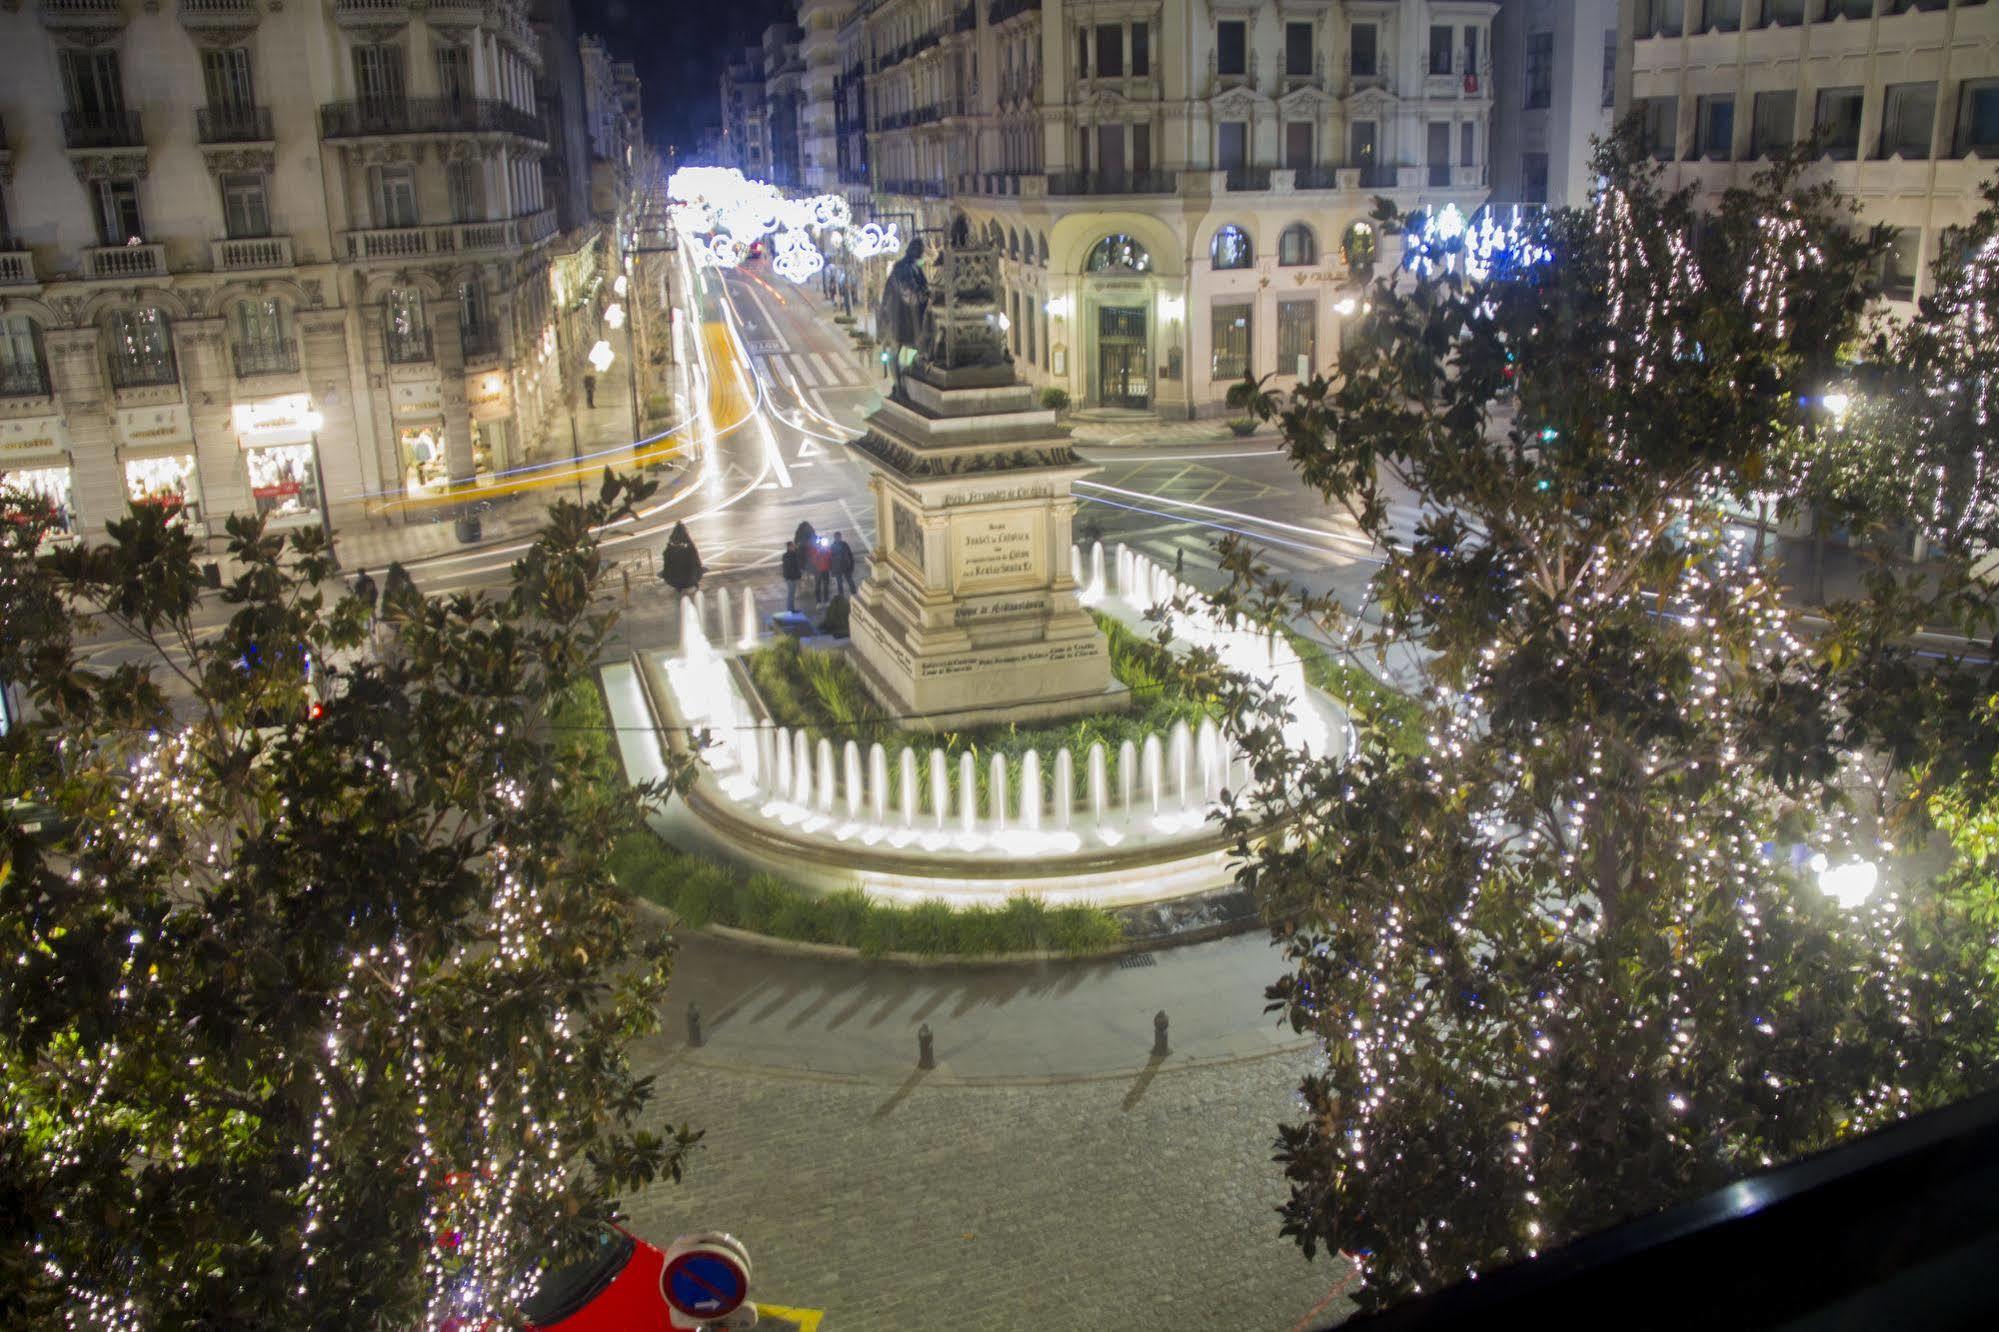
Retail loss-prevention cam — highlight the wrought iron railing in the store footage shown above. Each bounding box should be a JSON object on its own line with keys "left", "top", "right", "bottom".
{"left": 232, "top": 338, "right": 299, "bottom": 378}
{"left": 319, "top": 97, "right": 545, "bottom": 141}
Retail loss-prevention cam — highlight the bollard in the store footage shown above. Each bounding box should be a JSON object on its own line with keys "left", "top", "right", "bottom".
{"left": 687, "top": 1002, "right": 704, "bottom": 1048}
{"left": 917, "top": 1023, "right": 935, "bottom": 1070}
{"left": 1152, "top": 1010, "right": 1170, "bottom": 1058}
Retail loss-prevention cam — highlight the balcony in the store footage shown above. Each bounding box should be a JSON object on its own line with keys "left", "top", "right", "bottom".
{"left": 196, "top": 105, "right": 272, "bottom": 145}
{"left": 877, "top": 178, "right": 948, "bottom": 198}
{"left": 232, "top": 338, "right": 299, "bottom": 379}
{"left": 331, "top": 0, "right": 413, "bottom": 26}
{"left": 63, "top": 108, "right": 144, "bottom": 151}
{"left": 987, "top": 0, "right": 1039, "bottom": 22}
{"left": 1225, "top": 166, "right": 1272, "bottom": 192}
{"left": 385, "top": 328, "right": 433, "bottom": 365}
{"left": 319, "top": 97, "right": 545, "bottom": 143}
{"left": 1044, "top": 169, "right": 1177, "bottom": 196}
{"left": 83, "top": 243, "right": 166, "bottom": 280}
{"left": 0, "top": 249, "right": 37, "bottom": 287}
{"left": 106, "top": 355, "right": 178, "bottom": 391}
{"left": 178, "top": 0, "right": 258, "bottom": 29}
{"left": 460, "top": 322, "right": 504, "bottom": 362}
{"left": 342, "top": 211, "right": 559, "bottom": 262}
{"left": 40, "top": 0, "right": 124, "bottom": 32}
{"left": 1293, "top": 165, "right": 1342, "bottom": 190}
{"left": 0, "top": 358, "right": 50, "bottom": 398}
{"left": 212, "top": 235, "right": 293, "bottom": 271}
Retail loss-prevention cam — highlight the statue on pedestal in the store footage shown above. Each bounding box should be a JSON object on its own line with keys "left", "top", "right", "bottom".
{"left": 876, "top": 237, "right": 930, "bottom": 399}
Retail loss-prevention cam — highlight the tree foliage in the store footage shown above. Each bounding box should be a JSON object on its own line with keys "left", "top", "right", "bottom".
{"left": 1207, "top": 136, "right": 1999, "bottom": 1311}
{"left": 0, "top": 474, "right": 698, "bottom": 1328}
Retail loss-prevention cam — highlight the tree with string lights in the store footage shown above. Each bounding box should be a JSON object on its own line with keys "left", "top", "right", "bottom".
{"left": 1209, "top": 134, "right": 1999, "bottom": 1311}
{"left": 0, "top": 476, "right": 699, "bottom": 1328}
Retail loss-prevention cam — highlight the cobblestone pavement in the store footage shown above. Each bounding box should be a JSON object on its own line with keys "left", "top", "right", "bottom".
{"left": 623, "top": 1044, "right": 1355, "bottom": 1331}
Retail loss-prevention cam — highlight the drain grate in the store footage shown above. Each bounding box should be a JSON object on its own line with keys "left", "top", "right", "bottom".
{"left": 1117, "top": 952, "right": 1158, "bottom": 969}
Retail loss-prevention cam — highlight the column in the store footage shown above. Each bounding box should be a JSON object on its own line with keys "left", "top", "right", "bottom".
{"left": 42, "top": 327, "right": 120, "bottom": 536}
{"left": 299, "top": 310, "right": 366, "bottom": 527}
{"left": 432, "top": 298, "right": 476, "bottom": 486}
{"left": 173, "top": 318, "right": 246, "bottom": 524}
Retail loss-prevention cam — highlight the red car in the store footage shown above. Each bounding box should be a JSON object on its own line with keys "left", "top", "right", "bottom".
{"left": 519, "top": 1227, "right": 678, "bottom": 1331}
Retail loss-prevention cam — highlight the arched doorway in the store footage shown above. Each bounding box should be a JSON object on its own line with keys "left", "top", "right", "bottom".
{"left": 1084, "top": 233, "right": 1153, "bottom": 411}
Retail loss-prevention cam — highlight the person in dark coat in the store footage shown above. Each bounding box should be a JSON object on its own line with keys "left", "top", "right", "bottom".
{"left": 661, "top": 521, "right": 704, "bottom": 592}
{"left": 809, "top": 536, "right": 833, "bottom": 605}
{"left": 350, "top": 568, "right": 379, "bottom": 614}
{"left": 830, "top": 531, "right": 857, "bottom": 597}
{"left": 381, "top": 561, "right": 415, "bottom": 608}
{"left": 793, "top": 519, "right": 818, "bottom": 553}
{"left": 781, "top": 541, "right": 802, "bottom": 613}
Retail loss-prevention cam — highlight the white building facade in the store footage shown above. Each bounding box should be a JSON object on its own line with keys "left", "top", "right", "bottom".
{"left": 845, "top": 0, "right": 1498, "bottom": 418}
{"left": 1623, "top": 0, "right": 1999, "bottom": 307}
{"left": 800, "top": 0, "right": 856, "bottom": 191}
{"left": 0, "top": 0, "right": 614, "bottom": 542}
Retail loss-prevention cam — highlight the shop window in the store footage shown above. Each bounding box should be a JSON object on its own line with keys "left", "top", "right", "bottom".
{"left": 4, "top": 465, "right": 77, "bottom": 536}
{"left": 399, "top": 425, "right": 447, "bottom": 494}
{"left": 1211, "top": 224, "right": 1253, "bottom": 270}
{"left": 471, "top": 419, "right": 511, "bottom": 481}
{"left": 246, "top": 440, "right": 322, "bottom": 521}
{"left": 1210, "top": 302, "right": 1251, "bottom": 380}
{"left": 104, "top": 307, "right": 177, "bottom": 390}
{"left": 125, "top": 453, "right": 202, "bottom": 527}
{"left": 0, "top": 314, "right": 49, "bottom": 398}
{"left": 1278, "top": 300, "right": 1315, "bottom": 378}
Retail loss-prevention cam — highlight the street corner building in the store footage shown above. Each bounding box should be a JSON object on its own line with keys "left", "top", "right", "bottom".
{"left": 0, "top": 0, "right": 643, "bottom": 543}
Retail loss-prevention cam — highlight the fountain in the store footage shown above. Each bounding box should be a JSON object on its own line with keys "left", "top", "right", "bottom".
{"left": 1118, "top": 738, "right": 1137, "bottom": 812}
{"left": 740, "top": 587, "right": 759, "bottom": 648}
{"left": 843, "top": 740, "right": 864, "bottom": 818}
{"left": 958, "top": 751, "right": 976, "bottom": 834}
{"left": 899, "top": 747, "right": 918, "bottom": 827}
{"left": 1087, "top": 743, "right": 1108, "bottom": 824}
{"left": 1021, "top": 750, "right": 1042, "bottom": 832}
{"left": 930, "top": 749, "right": 949, "bottom": 830}
{"left": 1090, "top": 540, "right": 1107, "bottom": 601}
{"left": 792, "top": 730, "right": 812, "bottom": 806}
{"left": 1070, "top": 543, "right": 1083, "bottom": 588}
{"left": 869, "top": 743, "right": 889, "bottom": 823}
{"left": 694, "top": 587, "right": 709, "bottom": 638}
{"left": 1142, "top": 734, "right": 1164, "bottom": 814}
{"left": 774, "top": 726, "right": 793, "bottom": 800}
{"left": 989, "top": 752, "right": 1008, "bottom": 831}
{"left": 1169, "top": 720, "right": 1193, "bottom": 810}
{"left": 815, "top": 738, "right": 836, "bottom": 813}
{"left": 1197, "top": 720, "right": 1222, "bottom": 801}
{"left": 1054, "top": 749, "right": 1074, "bottom": 830}
{"left": 715, "top": 587, "right": 732, "bottom": 645}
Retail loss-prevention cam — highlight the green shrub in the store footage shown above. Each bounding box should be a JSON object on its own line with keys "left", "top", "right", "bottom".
{"left": 1278, "top": 624, "right": 1425, "bottom": 757}
{"left": 1039, "top": 386, "right": 1071, "bottom": 412}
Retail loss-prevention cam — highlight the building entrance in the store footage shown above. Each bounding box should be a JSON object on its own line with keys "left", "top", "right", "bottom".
{"left": 1097, "top": 305, "right": 1149, "bottom": 410}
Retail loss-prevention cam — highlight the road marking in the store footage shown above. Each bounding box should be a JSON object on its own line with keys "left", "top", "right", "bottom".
{"left": 789, "top": 352, "right": 825, "bottom": 387}
{"left": 746, "top": 338, "right": 782, "bottom": 355}
{"left": 754, "top": 1303, "right": 826, "bottom": 1331}
{"left": 796, "top": 436, "right": 826, "bottom": 459}
{"left": 806, "top": 351, "right": 841, "bottom": 385}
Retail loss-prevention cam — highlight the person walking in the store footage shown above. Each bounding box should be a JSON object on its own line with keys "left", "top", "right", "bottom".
{"left": 583, "top": 372, "right": 597, "bottom": 409}
{"left": 809, "top": 536, "right": 833, "bottom": 605}
{"left": 830, "top": 531, "right": 857, "bottom": 597}
{"left": 350, "top": 567, "right": 379, "bottom": 615}
{"left": 661, "top": 521, "right": 704, "bottom": 593}
{"left": 781, "top": 541, "right": 802, "bottom": 614}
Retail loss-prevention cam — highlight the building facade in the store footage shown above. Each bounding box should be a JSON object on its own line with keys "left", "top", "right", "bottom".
{"left": 0, "top": 0, "right": 626, "bottom": 543}
{"left": 719, "top": 46, "right": 768, "bottom": 175}
{"left": 844, "top": 0, "right": 1498, "bottom": 417}
{"left": 800, "top": 1, "right": 855, "bottom": 190}
{"left": 763, "top": 21, "right": 808, "bottom": 188}
{"left": 1491, "top": 0, "right": 1618, "bottom": 205}
{"left": 1622, "top": 0, "right": 1999, "bottom": 308}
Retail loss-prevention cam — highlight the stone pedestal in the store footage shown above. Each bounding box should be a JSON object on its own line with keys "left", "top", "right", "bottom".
{"left": 846, "top": 361, "right": 1122, "bottom": 729}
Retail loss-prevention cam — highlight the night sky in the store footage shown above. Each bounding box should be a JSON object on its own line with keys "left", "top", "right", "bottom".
{"left": 574, "top": 0, "right": 795, "bottom": 159}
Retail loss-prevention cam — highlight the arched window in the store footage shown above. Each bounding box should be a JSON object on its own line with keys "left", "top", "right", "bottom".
{"left": 1039, "top": 233, "right": 1050, "bottom": 265}
{"left": 230, "top": 297, "right": 295, "bottom": 377}
{"left": 0, "top": 314, "right": 49, "bottom": 396}
{"left": 385, "top": 288, "right": 430, "bottom": 364}
{"left": 1008, "top": 227, "right": 1019, "bottom": 260}
{"left": 1279, "top": 223, "right": 1318, "bottom": 267}
{"left": 104, "top": 307, "right": 177, "bottom": 389}
{"left": 1211, "top": 225, "right": 1253, "bottom": 270}
{"left": 1085, "top": 233, "right": 1151, "bottom": 273}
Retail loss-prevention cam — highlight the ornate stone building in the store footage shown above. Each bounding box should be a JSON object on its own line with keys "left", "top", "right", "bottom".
{"left": 0, "top": 0, "right": 609, "bottom": 541}
{"left": 830, "top": 0, "right": 1497, "bottom": 417}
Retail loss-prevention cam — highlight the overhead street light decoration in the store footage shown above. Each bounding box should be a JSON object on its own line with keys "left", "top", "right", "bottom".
{"left": 667, "top": 166, "right": 900, "bottom": 283}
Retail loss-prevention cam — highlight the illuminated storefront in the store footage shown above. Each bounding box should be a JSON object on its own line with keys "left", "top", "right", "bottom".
{"left": 0, "top": 415, "right": 77, "bottom": 537}
{"left": 123, "top": 452, "right": 204, "bottom": 526}
{"left": 390, "top": 380, "right": 449, "bottom": 496}
{"left": 232, "top": 394, "right": 324, "bottom": 525}
{"left": 468, "top": 370, "right": 514, "bottom": 484}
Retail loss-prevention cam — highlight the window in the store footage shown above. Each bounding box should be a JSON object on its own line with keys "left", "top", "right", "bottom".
{"left": 1696, "top": 95, "right": 1734, "bottom": 160}
{"left": 1350, "top": 24, "right": 1378, "bottom": 78}
{"left": 1521, "top": 152, "right": 1550, "bottom": 204}
{"left": 1211, "top": 302, "right": 1250, "bottom": 380}
{"left": 460, "top": 278, "right": 497, "bottom": 355}
{"left": 0, "top": 315, "right": 48, "bottom": 398}
{"left": 1878, "top": 227, "right": 1920, "bottom": 299}
{"left": 1286, "top": 121, "right": 1313, "bottom": 170}
{"left": 1639, "top": 0, "right": 1685, "bottom": 35}
{"left": 220, "top": 172, "right": 270, "bottom": 238}
{"left": 1822, "top": 0, "right": 1873, "bottom": 19}
{"left": 385, "top": 288, "right": 429, "bottom": 363}
{"left": 1461, "top": 121, "right": 1476, "bottom": 166}
{"left": 1085, "top": 234, "right": 1151, "bottom": 272}
{"left": 1958, "top": 81, "right": 1999, "bottom": 155}
{"left": 1097, "top": 123, "right": 1126, "bottom": 177}
{"left": 1464, "top": 27, "right": 1480, "bottom": 77}
{"left": 1603, "top": 30, "right": 1617, "bottom": 108}
{"left": 1428, "top": 121, "right": 1453, "bottom": 186}
{"left": 1096, "top": 25, "right": 1123, "bottom": 78}
{"left": 370, "top": 165, "right": 419, "bottom": 227}
{"left": 1351, "top": 120, "right": 1379, "bottom": 179}
{"left": 1815, "top": 87, "right": 1864, "bottom": 159}
{"left": 1751, "top": 90, "right": 1796, "bottom": 156}
{"left": 1025, "top": 297, "right": 1036, "bottom": 362}
{"left": 1132, "top": 22, "right": 1150, "bottom": 76}
{"left": 104, "top": 307, "right": 176, "bottom": 389}
{"left": 1217, "top": 21, "right": 1247, "bottom": 77}
{"left": 1526, "top": 33, "right": 1553, "bottom": 109}
{"left": 1218, "top": 121, "right": 1247, "bottom": 170}
{"left": 436, "top": 45, "right": 471, "bottom": 104}
{"left": 1279, "top": 223, "right": 1316, "bottom": 267}
{"left": 353, "top": 44, "right": 406, "bottom": 107}
{"left": 60, "top": 49, "right": 124, "bottom": 119}
{"left": 1430, "top": 26, "right": 1455, "bottom": 76}
{"left": 1763, "top": 0, "right": 1806, "bottom": 21}
{"left": 230, "top": 297, "right": 293, "bottom": 377}
{"left": 201, "top": 48, "right": 254, "bottom": 113}
{"left": 1639, "top": 96, "right": 1679, "bottom": 160}
{"left": 1286, "top": 22, "right": 1313, "bottom": 78}
{"left": 1705, "top": 0, "right": 1743, "bottom": 30}
{"left": 1132, "top": 123, "right": 1152, "bottom": 173}
{"left": 1278, "top": 300, "right": 1315, "bottom": 377}
{"left": 1009, "top": 291, "right": 1022, "bottom": 354}
{"left": 1880, "top": 83, "right": 1935, "bottom": 158}
{"left": 447, "top": 159, "right": 481, "bottom": 222}
{"left": 1076, "top": 26, "right": 1089, "bottom": 78}
{"left": 1211, "top": 224, "right": 1253, "bottom": 270}
{"left": 95, "top": 179, "right": 143, "bottom": 246}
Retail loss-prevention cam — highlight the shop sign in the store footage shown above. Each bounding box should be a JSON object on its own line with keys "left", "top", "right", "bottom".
{"left": 391, "top": 381, "right": 443, "bottom": 417}
{"left": 0, "top": 415, "right": 71, "bottom": 458}
{"left": 467, "top": 371, "right": 513, "bottom": 421}
{"left": 114, "top": 402, "right": 194, "bottom": 450}
{"left": 232, "top": 393, "right": 322, "bottom": 446}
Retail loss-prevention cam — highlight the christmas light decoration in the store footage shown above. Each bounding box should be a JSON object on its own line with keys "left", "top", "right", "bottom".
{"left": 667, "top": 166, "right": 863, "bottom": 284}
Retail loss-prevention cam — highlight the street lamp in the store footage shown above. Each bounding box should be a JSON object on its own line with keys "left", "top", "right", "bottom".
{"left": 302, "top": 408, "right": 339, "bottom": 571}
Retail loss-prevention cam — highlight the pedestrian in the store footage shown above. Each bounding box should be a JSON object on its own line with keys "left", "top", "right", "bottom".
{"left": 661, "top": 520, "right": 704, "bottom": 592}
{"left": 793, "top": 519, "right": 818, "bottom": 553}
{"left": 810, "top": 536, "right": 833, "bottom": 605}
{"left": 583, "top": 372, "right": 597, "bottom": 408}
{"left": 382, "top": 561, "right": 414, "bottom": 607}
{"left": 781, "top": 540, "right": 802, "bottom": 614}
{"left": 830, "top": 531, "right": 857, "bottom": 597}
{"left": 351, "top": 567, "right": 379, "bottom": 615}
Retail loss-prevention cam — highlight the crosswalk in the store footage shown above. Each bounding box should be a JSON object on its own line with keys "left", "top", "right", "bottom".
{"left": 755, "top": 349, "right": 869, "bottom": 391}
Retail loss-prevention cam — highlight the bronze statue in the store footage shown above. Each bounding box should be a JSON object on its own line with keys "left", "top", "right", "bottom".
{"left": 876, "top": 237, "right": 930, "bottom": 398}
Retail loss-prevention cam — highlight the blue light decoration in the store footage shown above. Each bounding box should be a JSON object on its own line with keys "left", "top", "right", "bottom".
{"left": 1401, "top": 203, "right": 1553, "bottom": 283}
